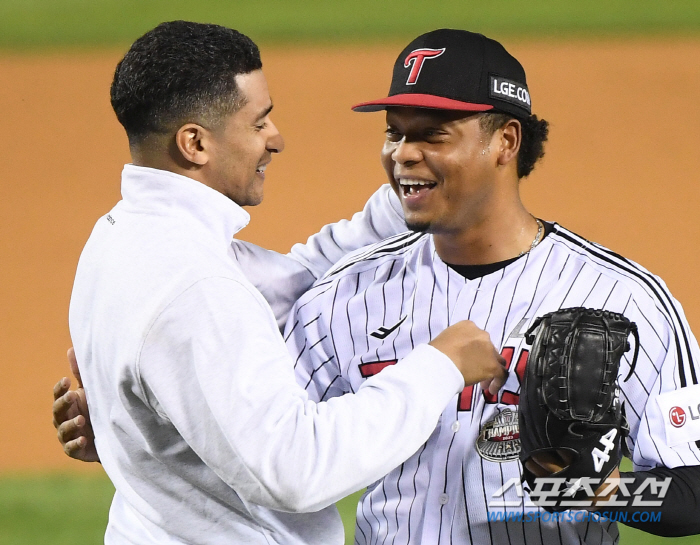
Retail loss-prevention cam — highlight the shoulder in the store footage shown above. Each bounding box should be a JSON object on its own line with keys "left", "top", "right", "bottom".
{"left": 546, "top": 224, "right": 697, "bottom": 362}
{"left": 322, "top": 231, "right": 427, "bottom": 279}
{"left": 548, "top": 223, "right": 675, "bottom": 315}
{"left": 290, "top": 231, "right": 428, "bottom": 315}
{"left": 154, "top": 275, "right": 272, "bottom": 330}
{"left": 546, "top": 224, "right": 700, "bottom": 387}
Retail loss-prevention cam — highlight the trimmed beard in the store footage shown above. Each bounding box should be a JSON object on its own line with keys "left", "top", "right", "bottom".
{"left": 405, "top": 219, "right": 431, "bottom": 233}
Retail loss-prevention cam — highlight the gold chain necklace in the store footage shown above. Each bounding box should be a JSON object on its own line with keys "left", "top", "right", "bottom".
{"left": 518, "top": 218, "right": 544, "bottom": 257}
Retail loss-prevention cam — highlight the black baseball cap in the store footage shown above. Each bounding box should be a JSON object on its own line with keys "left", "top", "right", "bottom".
{"left": 352, "top": 29, "right": 531, "bottom": 119}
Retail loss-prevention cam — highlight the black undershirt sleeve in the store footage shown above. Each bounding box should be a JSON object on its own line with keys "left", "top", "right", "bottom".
{"left": 607, "top": 466, "right": 700, "bottom": 536}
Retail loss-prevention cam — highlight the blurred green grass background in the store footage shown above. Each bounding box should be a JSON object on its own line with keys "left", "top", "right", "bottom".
{"left": 0, "top": 472, "right": 363, "bottom": 545}
{"left": 1, "top": 0, "right": 700, "bottom": 50}
{"left": 3, "top": 1, "right": 699, "bottom": 543}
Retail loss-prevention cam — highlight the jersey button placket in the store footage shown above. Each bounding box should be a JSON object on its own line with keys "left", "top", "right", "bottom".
{"left": 420, "top": 404, "right": 458, "bottom": 543}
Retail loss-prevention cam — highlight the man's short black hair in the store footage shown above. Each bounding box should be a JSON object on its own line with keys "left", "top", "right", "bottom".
{"left": 110, "top": 21, "right": 262, "bottom": 145}
{"left": 480, "top": 113, "right": 549, "bottom": 178}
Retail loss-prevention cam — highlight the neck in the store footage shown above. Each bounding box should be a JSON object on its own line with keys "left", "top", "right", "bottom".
{"left": 130, "top": 139, "right": 205, "bottom": 183}
{"left": 432, "top": 198, "right": 539, "bottom": 266}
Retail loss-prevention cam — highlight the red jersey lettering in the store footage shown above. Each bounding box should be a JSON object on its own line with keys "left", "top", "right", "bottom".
{"left": 359, "top": 359, "right": 398, "bottom": 378}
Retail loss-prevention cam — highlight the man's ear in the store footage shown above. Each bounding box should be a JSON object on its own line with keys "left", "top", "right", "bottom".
{"left": 174, "top": 124, "right": 210, "bottom": 166}
{"left": 497, "top": 118, "right": 522, "bottom": 167}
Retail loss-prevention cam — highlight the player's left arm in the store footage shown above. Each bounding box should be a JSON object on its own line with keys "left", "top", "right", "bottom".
{"left": 606, "top": 292, "right": 700, "bottom": 535}
{"left": 609, "top": 465, "right": 700, "bottom": 536}
{"left": 524, "top": 295, "right": 700, "bottom": 534}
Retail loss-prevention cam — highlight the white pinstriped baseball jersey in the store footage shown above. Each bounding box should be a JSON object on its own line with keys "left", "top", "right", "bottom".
{"left": 285, "top": 223, "right": 700, "bottom": 545}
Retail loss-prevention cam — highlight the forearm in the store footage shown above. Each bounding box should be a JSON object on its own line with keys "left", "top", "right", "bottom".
{"left": 142, "top": 278, "right": 463, "bottom": 513}
{"left": 604, "top": 466, "right": 700, "bottom": 536}
{"left": 239, "top": 344, "right": 464, "bottom": 512}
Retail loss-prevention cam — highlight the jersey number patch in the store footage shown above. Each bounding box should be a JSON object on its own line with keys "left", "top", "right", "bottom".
{"left": 591, "top": 428, "right": 617, "bottom": 472}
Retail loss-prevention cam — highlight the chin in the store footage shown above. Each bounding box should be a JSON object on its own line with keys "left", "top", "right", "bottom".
{"left": 241, "top": 186, "right": 265, "bottom": 207}
{"left": 405, "top": 219, "right": 432, "bottom": 233}
{"left": 248, "top": 193, "right": 264, "bottom": 207}
{"left": 231, "top": 193, "right": 264, "bottom": 208}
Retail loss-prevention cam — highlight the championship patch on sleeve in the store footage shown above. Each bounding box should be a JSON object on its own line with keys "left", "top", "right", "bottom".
{"left": 655, "top": 384, "right": 700, "bottom": 447}
{"left": 489, "top": 75, "right": 531, "bottom": 113}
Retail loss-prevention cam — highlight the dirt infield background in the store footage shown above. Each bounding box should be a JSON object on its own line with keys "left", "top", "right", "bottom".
{"left": 1, "top": 38, "right": 699, "bottom": 472}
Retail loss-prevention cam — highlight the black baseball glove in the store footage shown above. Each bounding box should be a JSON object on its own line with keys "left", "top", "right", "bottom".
{"left": 519, "top": 307, "right": 639, "bottom": 512}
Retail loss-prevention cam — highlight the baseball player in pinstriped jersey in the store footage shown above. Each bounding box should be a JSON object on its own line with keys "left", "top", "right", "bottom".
{"left": 286, "top": 30, "right": 700, "bottom": 543}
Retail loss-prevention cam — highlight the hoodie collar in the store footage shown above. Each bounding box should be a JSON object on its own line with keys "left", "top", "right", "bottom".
{"left": 120, "top": 164, "right": 251, "bottom": 245}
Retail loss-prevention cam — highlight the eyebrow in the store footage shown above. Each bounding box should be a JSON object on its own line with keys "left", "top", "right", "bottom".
{"left": 255, "top": 103, "right": 274, "bottom": 122}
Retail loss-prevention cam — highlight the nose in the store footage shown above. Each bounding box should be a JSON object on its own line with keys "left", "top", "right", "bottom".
{"left": 266, "top": 120, "right": 285, "bottom": 153}
{"left": 390, "top": 138, "right": 422, "bottom": 165}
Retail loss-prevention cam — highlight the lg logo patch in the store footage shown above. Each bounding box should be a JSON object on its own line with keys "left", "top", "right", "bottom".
{"left": 670, "top": 406, "right": 686, "bottom": 428}
{"left": 655, "top": 385, "right": 700, "bottom": 447}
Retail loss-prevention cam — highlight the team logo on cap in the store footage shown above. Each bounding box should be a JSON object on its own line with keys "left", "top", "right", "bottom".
{"left": 404, "top": 48, "right": 445, "bottom": 85}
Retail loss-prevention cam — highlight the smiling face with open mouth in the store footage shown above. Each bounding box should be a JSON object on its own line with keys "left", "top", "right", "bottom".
{"left": 381, "top": 107, "right": 502, "bottom": 237}
{"left": 205, "top": 69, "right": 284, "bottom": 207}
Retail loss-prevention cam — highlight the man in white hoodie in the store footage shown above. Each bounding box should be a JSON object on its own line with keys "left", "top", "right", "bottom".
{"left": 55, "top": 20, "right": 506, "bottom": 544}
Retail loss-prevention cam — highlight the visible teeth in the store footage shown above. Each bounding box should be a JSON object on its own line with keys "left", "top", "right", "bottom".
{"left": 256, "top": 165, "right": 267, "bottom": 173}
{"left": 398, "top": 178, "right": 431, "bottom": 186}
{"left": 398, "top": 178, "right": 435, "bottom": 196}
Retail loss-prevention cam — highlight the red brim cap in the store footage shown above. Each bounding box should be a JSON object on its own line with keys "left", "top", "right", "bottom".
{"left": 352, "top": 93, "right": 495, "bottom": 113}
{"left": 351, "top": 30, "right": 531, "bottom": 118}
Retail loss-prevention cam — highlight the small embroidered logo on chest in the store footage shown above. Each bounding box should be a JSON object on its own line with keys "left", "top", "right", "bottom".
{"left": 476, "top": 408, "right": 521, "bottom": 462}
{"left": 369, "top": 316, "right": 407, "bottom": 340}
